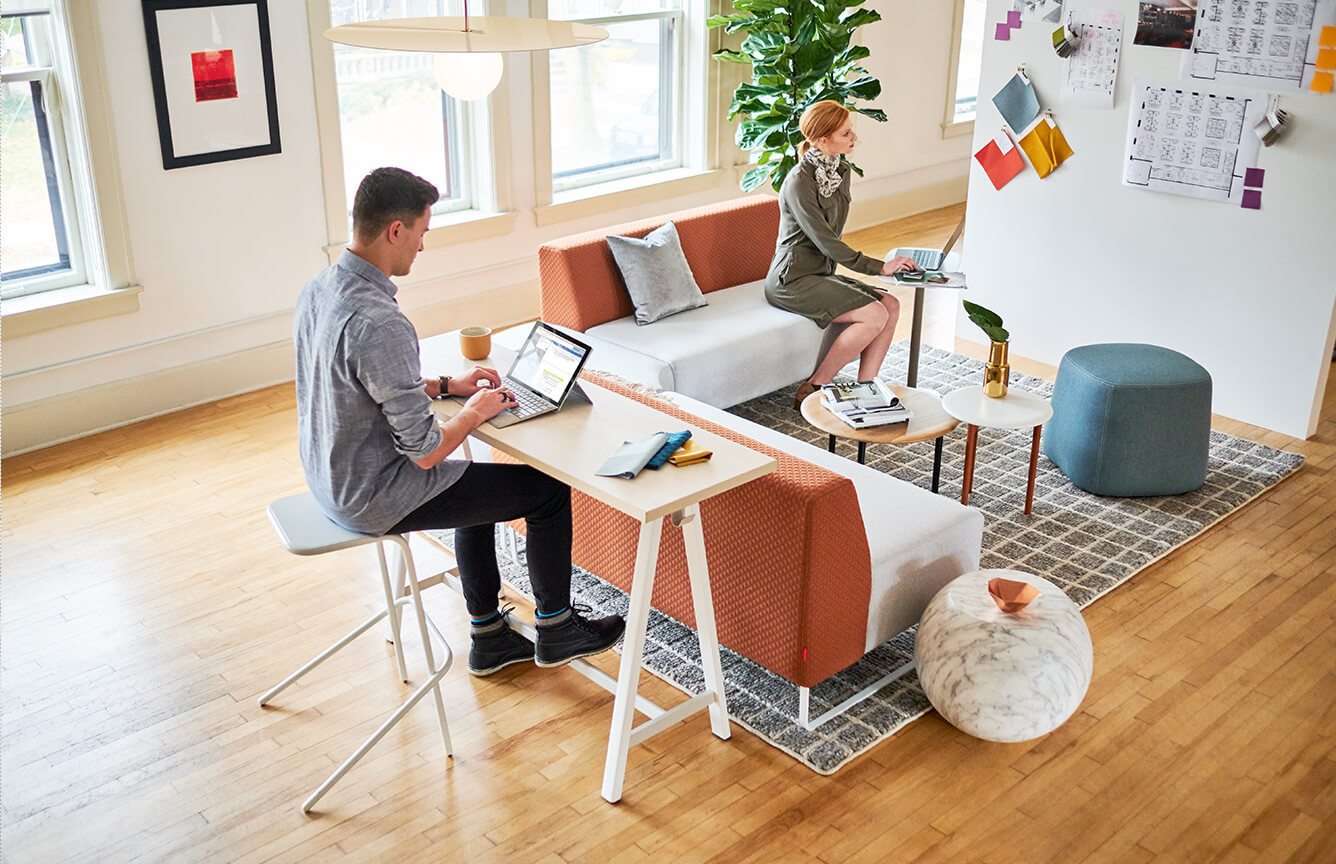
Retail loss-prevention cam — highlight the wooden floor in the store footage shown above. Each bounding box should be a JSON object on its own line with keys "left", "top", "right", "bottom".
{"left": 3, "top": 204, "right": 1334, "bottom": 863}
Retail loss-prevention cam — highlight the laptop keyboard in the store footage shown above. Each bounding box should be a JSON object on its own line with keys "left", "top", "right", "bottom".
{"left": 908, "top": 249, "right": 942, "bottom": 269}
{"left": 507, "top": 384, "right": 551, "bottom": 418}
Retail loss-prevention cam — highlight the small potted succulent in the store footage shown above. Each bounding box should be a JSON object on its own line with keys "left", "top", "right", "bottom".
{"left": 963, "top": 300, "right": 1010, "bottom": 398}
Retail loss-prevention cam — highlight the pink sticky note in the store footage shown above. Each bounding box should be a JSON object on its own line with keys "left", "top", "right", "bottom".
{"left": 996, "top": 22, "right": 1011, "bottom": 40}
{"left": 1241, "top": 189, "right": 1262, "bottom": 209}
{"left": 1244, "top": 168, "right": 1265, "bottom": 188}
{"left": 1008, "top": 10, "right": 1022, "bottom": 27}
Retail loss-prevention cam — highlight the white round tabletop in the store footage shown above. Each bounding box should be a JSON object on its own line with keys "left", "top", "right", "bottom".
{"left": 942, "top": 385, "right": 1053, "bottom": 430}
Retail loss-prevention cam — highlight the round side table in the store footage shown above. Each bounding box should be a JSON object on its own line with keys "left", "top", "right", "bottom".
{"left": 915, "top": 569, "right": 1093, "bottom": 743}
{"left": 942, "top": 385, "right": 1053, "bottom": 514}
{"left": 800, "top": 386, "right": 959, "bottom": 493}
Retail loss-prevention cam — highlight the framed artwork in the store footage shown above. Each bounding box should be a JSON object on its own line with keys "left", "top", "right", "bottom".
{"left": 141, "top": 0, "right": 281, "bottom": 169}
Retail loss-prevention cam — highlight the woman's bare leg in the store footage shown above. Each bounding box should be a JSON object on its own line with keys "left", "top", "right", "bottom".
{"left": 808, "top": 301, "right": 889, "bottom": 385}
{"left": 857, "top": 293, "right": 901, "bottom": 380}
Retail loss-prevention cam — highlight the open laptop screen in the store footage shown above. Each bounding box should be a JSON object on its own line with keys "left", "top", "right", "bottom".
{"left": 505, "top": 323, "right": 591, "bottom": 405}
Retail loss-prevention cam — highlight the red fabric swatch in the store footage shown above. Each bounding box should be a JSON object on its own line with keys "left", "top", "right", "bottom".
{"left": 974, "top": 130, "right": 1025, "bottom": 191}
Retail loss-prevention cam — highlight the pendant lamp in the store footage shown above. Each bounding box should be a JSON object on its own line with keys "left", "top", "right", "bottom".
{"left": 325, "top": 13, "right": 608, "bottom": 101}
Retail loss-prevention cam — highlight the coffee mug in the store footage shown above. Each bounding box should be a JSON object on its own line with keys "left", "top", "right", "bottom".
{"left": 459, "top": 326, "right": 492, "bottom": 360}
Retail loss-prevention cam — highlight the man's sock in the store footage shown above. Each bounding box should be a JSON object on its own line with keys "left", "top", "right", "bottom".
{"left": 535, "top": 606, "right": 571, "bottom": 627}
{"left": 471, "top": 610, "right": 505, "bottom": 635}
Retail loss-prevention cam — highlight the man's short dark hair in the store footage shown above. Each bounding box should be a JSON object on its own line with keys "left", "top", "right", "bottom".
{"left": 352, "top": 167, "right": 439, "bottom": 245}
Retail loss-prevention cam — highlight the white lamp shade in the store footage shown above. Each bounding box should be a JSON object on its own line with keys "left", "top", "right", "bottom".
{"left": 433, "top": 52, "right": 503, "bottom": 101}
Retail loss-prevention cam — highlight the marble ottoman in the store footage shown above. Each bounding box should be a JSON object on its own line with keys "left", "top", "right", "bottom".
{"left": 915, "top": 569, "right": 1093, "bottom": 743}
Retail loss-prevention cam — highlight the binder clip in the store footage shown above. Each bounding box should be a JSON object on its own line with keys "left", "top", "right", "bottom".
{"left": 1017, "top": 64, "right": 1030, "bottom": 85}
{"left": 1053, "top": 24, "right": 1078, "bottom": 58}
{"left": 1253, "top": 95, "right": 1291, "bottom": 147}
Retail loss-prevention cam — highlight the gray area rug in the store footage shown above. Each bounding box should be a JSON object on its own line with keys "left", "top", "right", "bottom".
{"left": 433, "top": 342, "right": 1305, "bottom": 774}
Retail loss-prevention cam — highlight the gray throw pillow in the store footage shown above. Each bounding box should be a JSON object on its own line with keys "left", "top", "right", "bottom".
{"left": 605, "top": 221, "right": 708, "bottom": 326}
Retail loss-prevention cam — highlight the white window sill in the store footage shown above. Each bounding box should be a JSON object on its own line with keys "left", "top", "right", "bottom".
{"left": 942, "top": 119, "right": 975, "bottom": 140}
{"left": 534, "top": 168, "right": 724, "bottom": 228}
{"left": 322, "top": 210, "right": 520, "bottom": 261}
{"left": 1, "top": 282, "right": 143, "bottom": 338}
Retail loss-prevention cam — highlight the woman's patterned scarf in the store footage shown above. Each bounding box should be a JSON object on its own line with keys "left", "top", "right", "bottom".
{"left": 803, "top": 148, "right": 843, "bottom": 198}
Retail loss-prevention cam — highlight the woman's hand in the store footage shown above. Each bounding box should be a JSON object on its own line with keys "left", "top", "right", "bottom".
{"left": 449, "top": 365, "right": 503, "bottom": 397}
{"left": 879, "top": 256, "right": 918, "bottom": 276}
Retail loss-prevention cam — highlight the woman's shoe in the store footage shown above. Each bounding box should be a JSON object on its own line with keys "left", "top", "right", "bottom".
{"left": 793, "top": 379, "right": 819, "bottom": 411}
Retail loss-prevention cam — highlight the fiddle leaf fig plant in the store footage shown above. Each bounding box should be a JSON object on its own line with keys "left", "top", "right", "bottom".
{"left": 963, "top": 300, "right": 1009, "bottom": 344}
{"left": 707, "top": 0, "right": 887, "bottom": 193}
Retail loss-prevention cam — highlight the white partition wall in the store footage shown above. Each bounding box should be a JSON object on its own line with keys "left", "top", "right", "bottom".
{"left": 962, "top": 0, "right": 1335, "bottom": 438}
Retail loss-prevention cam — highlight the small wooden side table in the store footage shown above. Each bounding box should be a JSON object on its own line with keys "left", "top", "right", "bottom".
{"left": 800, "top": 385, "right": 960, "bottom": 493}
{"left": 941, "top": 386, "right": 1053, "bottom": 514}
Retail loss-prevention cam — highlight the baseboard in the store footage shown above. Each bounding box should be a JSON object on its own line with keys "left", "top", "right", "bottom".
{"left": 2, "top": 280, "right": 544, "bottom": 457}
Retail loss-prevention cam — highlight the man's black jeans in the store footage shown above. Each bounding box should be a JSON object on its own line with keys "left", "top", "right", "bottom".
{"left": 390, "top": 462, "right": 572, "bottom": 618}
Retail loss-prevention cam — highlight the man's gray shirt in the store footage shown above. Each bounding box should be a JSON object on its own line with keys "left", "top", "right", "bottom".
{"left": 294, "top": 249, "right": 467, "bottom": 534}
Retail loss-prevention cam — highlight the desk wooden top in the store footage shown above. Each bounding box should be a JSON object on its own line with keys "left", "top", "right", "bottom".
{"left": 421, "top": 333, "right": 777, "bottom": 523}
{"left": 800, "top": 385, "right": 959, "bottom": 445}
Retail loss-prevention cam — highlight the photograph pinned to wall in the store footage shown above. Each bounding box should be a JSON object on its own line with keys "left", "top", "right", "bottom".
{"left": 142, "top": 0, "right": 281, "bottom": 170}
{"left": 1014, "top": 0, "right": 1065, "bottom": 26}
{"left": 1016, "top": 112, "right": 1074, "bottom": 179}
{"left": 1182, "top": 0, "right": 1336, "bottom": 93}
{"left": 1061, "top": 9, "right": 1124, "bottom": 108}
{"left": 974, "top": 129, "right": 1026, "bottom": 190}
{"left": 1122, "top": 78, "right": 1265, "bottom": 204}
{"left": 1134, "top": 1, "right": 1199, "bottom": 49}
{"left": 993, "top": 68, "right": 1042, "bottom": 133}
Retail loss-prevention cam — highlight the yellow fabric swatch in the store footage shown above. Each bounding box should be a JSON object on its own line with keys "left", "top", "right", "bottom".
{"left": 1017, "top": 116, "right": 1074, "bottom": 179}
{"left": 668, "top": 439, "right": 713, "bottom": 466}
{"left": 1320, "top": 25, "right": 1336, "bottom": 48}
{"left": 1312, "top": 71, "right": 1335, "bottom": 93}
{"left": 1318, "top": 47, "right": 1336, "bottom": 70}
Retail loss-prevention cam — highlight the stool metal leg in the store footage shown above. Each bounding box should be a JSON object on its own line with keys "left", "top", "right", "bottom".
{"left": 377, "top": 542, "right": 408, "bottom": 682}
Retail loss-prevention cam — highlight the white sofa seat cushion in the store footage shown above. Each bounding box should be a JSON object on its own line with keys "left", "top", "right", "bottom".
{"left": 585, "top": 279, "right": 824, "bottom": 408}
{"left": 667, "top": 393, "right": 984, "bottom": 651}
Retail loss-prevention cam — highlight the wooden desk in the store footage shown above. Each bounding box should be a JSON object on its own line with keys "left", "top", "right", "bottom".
{"left": 420, "top": 333, "right": 777, "bottom": 802}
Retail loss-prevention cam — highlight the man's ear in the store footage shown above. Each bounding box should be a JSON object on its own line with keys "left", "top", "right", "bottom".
{"left": 385, "top": 218, "right": 406, "bottom": 244}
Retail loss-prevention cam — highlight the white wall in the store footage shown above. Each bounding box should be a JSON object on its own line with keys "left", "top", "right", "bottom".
{"left": 963, "top": 0, "right": 1335, "bottom": 438}
{"left": 1, "top": 0, "right": 973, "bottom": 455}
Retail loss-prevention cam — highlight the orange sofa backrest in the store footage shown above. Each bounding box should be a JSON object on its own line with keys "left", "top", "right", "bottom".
{"left": 538, "top": 196, "right": 780, "bottom": 332}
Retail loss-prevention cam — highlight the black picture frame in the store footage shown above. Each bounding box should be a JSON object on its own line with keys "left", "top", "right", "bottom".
{"left": 141, "top": 0, "right": 281, "bottom": 169}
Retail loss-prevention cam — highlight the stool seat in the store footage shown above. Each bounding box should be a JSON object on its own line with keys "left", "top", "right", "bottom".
{"left": 1043, "top": 343, "right": 1211, "bottom": 497}
{"left": 268, "top": 492, "right": 385, "bottom": 555}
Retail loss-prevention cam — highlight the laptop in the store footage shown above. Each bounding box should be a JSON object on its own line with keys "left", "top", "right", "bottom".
{"left": 891, "top": 216, "right": 965, "bottom": 272}
{"left": 481, "top": 322, "right": 594, "bottom": 428}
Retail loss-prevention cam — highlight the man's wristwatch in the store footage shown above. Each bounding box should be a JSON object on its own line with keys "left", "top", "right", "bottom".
{"left": 438, "top": 375, "right": 450, "bottom": 399}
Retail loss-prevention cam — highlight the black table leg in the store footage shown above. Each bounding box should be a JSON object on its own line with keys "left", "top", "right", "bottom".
{"left": 828, "top": 434, "right": 836, "bottom": 454}
{"left": 857, "top": 441, "right": 867, "bottom": 464}
{"left": 931, "top": 436, "right": 943, "bottom": 494}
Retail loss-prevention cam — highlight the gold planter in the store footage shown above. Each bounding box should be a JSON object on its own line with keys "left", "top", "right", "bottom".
{"left": 983, "top": 340, "right": 1010, "bottom": 398}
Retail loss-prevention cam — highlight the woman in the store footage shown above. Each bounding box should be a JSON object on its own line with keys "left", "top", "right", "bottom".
{"left": 765, "top": 100, "right": 917, "bottom": 409}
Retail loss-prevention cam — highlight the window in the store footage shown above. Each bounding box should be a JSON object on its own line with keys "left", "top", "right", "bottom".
{"left": 328, "top": 0, "right": 475, "bottom": 222}
{"left": 1, "top": 3, "right": 90, "bottom": 300}
{"left": 549, "top": 0, "right": 683, "bottom": 192}
{"left": 945, "top": 0, "right": 987, "bottom": 130}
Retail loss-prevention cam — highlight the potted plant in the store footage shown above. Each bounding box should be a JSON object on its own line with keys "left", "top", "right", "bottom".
{"left": 707, "top": 0, "right": 886, "bottom": 192}
{"left": 963, "top": 300, "right": 1010, "bottom": 398}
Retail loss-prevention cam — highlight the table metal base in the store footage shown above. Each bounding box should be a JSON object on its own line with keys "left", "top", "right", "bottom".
{"left": 827, "top": 433, "right": 945, "bottom": 494}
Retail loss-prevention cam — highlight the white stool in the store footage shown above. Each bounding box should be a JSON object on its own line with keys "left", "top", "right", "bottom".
{"left": 260, "top": 492, "right": 453, "bottom": 813}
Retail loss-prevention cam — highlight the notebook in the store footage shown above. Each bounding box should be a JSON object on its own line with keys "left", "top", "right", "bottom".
{"left": 890, "top": 216, "right": 965, "bottom": 272}
{"left": 482, "top": 322, "right": 593, "bottom": 428}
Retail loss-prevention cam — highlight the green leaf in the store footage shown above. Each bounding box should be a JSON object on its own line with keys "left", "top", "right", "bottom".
{"left": 843, "top": 75, "right": 882, "bottom": 100}
{"left": 852, "top": 106, "right": 887, "bottom": 122}
{"left": 963, "top": 301, "right": 1009, "bottom": 342}
{"left": 712, "top": 49, "right": 754, "bottom": 65}
{"left": 706, "top": 13, "right": 749, "bottom": 28}
{"left": 840, "top": 8, "right": 881, "bottom": 28}
{"left": 741, "top": 165, "right": 773, "bottom": 192}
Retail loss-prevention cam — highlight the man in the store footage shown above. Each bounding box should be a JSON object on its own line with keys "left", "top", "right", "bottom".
{"left": 294, "top": 166, "right": 624, "bottom": 676}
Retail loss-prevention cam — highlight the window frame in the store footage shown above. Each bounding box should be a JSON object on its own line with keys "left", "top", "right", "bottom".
{"left": 546, "top": 8, "right": 686, "bottom": 194}
{"left": 942, "top": 0, "right": 981, "bottom": 140}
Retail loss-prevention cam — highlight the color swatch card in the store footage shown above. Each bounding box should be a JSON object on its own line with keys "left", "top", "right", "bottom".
{"left": 975, "top": 129, "right": 1025, "bottom": 190}
{"left": 1017, "top": 115, "right": 1074, "bottom": 179}
{"left": 993, "top": 70, "right": 1042, "bottom": 133}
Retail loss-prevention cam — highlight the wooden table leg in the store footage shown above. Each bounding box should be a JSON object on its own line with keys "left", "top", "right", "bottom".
{"left": 961, "top": 424, "right": 979, "bottom": 505}
{"left": 1026, "top": 424, "right": 1042, "bottom": 515}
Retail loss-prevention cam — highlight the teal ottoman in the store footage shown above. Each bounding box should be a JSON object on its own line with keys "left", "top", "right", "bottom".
{"left": 1042, "top": 343, "right": 1211, "bottom": 497}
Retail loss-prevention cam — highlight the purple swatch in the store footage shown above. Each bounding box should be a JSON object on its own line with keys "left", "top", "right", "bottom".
{"left": 1008, "top": 10, "right": 1022, "bottom": 27}
{"left": 1244, "top": 168, "right": 1265, "bottom": 188}
{"left": 996, "top": 21, "right": 1011, "bottom": 40}
{"left": 1241, "top": 189, "right": 1262, "bottom": 209}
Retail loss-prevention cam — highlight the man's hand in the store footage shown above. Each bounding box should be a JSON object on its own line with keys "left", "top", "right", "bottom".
{"left": 879, "top": 256, "right": 918, "bottom": 276}
{"left": 459, "top": 384, "right": 517, "bottom": 424}
{"left": 449, "top": 365, "right": 502, "bottom": 396}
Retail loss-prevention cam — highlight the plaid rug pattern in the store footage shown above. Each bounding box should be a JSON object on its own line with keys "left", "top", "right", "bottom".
{"left": 434, "top": 342, "right": 1304, "bottom": 774}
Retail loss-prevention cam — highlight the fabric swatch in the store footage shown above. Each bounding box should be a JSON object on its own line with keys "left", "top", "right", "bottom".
{"left": 1241, "top": 189, "right": 1262, "bottom": 210}
{"left": 993, "top": 72, "right": 1041, "bottom": 133}
{"left": 974, "top": 129, "right": 1025, "bottom": 190}
{"left": 1017, "top": 115, "right": 1074, "bottom": 179}
{"left": 1244, "top": 168, "right": 1265, "bottom": 188}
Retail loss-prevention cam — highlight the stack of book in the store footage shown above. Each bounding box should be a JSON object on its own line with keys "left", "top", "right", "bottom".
{"left": 819, "top": 380, "right": 912, "bottom": 429}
